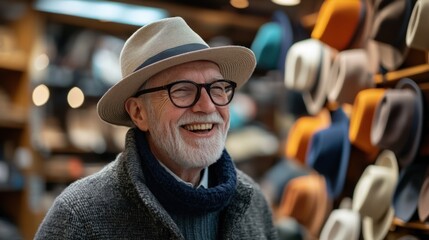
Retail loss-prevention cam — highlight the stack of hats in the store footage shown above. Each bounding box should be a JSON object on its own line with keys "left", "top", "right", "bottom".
{"left": 371, "top": 0, "right": 416, "bottom": 71}
{"left": 276, "top": 0, "right": 429, "bottom": 238}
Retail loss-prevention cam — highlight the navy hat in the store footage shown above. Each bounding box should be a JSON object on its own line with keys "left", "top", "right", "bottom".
{"left": 307, "top": 107, "right": 350, "bottom": 198}
{"left": 393, "top": 162, "right": 428, "bottom": 222}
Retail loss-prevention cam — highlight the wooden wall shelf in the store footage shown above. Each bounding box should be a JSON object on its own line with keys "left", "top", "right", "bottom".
{"left": 392, "top": 218, "right": 429, "bottom": 233}
{"left": 0, "top": 52, "right": 28, "bottom": 72}
{"left": 375, "top": 64, "right": 429, "bottom": 86}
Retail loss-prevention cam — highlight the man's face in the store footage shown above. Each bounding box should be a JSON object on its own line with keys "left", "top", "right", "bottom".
{"left": 141, "top": 61, "right": 230, "bottom": 170}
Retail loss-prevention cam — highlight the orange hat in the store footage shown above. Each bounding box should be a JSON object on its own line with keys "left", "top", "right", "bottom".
{"left": 277, "top": 173, "right": 332, "bottom": 238}
{"left": 349, "top": 88, "right": 386, "bottom": 158}
{"left": 285, "top": 109, "right": 331, "bottom": 165}
{"left": 312, "top": 0, "right": 364, "bottom": 51}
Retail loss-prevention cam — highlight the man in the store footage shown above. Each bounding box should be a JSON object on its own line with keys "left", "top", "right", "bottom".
{"left": 35, "top": 17, "right": 278, "bottom": 239}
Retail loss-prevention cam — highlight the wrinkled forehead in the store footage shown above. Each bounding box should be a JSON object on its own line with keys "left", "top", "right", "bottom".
{"left": 144, "top": 60, "right": 222, "bottom": 87}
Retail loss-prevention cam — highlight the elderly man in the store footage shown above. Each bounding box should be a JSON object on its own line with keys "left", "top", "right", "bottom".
{"left": 35, "top": 17, "right": 278, "bottom": 239}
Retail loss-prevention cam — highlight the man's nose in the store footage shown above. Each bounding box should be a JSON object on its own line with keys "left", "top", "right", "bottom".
{"left": 191, "top": 88, "right": 217, "bottom": 113}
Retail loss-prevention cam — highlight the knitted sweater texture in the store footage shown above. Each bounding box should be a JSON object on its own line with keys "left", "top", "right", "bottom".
{"left": 35, "top": 129, "right": 278, "bottom": 240}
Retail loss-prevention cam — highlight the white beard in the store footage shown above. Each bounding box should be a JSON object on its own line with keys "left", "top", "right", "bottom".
{"left": 147, "top": 107, "right": 228, "bottom": 169}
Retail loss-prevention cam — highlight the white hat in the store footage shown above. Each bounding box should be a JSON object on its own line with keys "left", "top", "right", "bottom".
{"left": 97, "top": 17, "right": 256, "bottom": 126}
{"left": 352, "top": 150, "right": 399, "bottom": 240}
{"left": 406, "top": 0, "right": 429, "bottom": 51}
{"left": 284, "top": 39, "right": 336, "bottom": 115}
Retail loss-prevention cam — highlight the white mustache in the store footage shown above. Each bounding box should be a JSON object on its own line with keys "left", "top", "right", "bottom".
{"left": 178, "top": 113, "right": 224, "bottom": 126}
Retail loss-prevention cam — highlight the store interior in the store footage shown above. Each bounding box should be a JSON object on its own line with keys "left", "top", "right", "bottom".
{"left": 1, "top": 0, "right": 429, "bottom": 239}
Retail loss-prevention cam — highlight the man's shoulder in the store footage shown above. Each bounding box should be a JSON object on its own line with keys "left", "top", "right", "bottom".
{"left": 56, "top": 160, "right": 120, "bottom": 203}
{"left": 236, "top": 168, "right": 258, "bottom": 187}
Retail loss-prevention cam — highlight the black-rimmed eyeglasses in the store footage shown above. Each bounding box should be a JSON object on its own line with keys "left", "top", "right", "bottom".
{"left": 134, "top": 79, "right": 237, "bottom": 108}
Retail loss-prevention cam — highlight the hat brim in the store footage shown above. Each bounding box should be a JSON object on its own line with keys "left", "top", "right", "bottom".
{"left": 320, "top": 209, "right": 360, "bottom": 240}
{"left": 395, "top": 78, "right": 423, "bottom": 167}
{"left": 376, "top": 41, "right": 409, "bottom": 71}
{"left": 362, "top": 207, "right": 394, "bottom": 240}
{"left": 302, "top": 42, "right": 335, "bottom": 115}
{"left": 97, "top": 46, "right": 256, "bottom": 126}
{"left": 393, "top": 162, "right": 428, "bottom": 222}
{"left": 418, "top": 171, "right": 429, "bottom": 222}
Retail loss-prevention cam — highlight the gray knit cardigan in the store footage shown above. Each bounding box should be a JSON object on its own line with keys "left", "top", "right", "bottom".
{"left": 35, "top": 129, "right": 279, "bottom": 240}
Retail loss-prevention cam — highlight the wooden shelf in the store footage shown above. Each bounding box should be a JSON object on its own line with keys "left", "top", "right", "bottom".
{"left": 0, "top": 106, "right": 28, "bottom": 129}
{"left": 0, "top": 51, "right": 28, "bottom": 72}
{"left": 392, "top": 218, "right": 429, "bottom": 233}
{"left": 375, "top": 64, "right": 429, "bottom": 86}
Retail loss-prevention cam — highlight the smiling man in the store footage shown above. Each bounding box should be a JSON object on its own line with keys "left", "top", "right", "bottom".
{"left": 35, "top": 17, "right": 278, "bottom": 240}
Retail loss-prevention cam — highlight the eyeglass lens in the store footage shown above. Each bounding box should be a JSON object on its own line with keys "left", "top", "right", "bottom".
{"left": 169, "top": 80, "right": 234, "bottom": 107}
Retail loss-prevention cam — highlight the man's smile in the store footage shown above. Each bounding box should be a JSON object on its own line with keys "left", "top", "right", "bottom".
{"left": 182, "top": 123, "right": 215, "bottom": 133}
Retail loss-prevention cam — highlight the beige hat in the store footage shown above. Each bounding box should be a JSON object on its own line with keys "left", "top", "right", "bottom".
{"left": 284, "top": 38, "right": 336, "bottom": 115}
{"left": 97, "top": 17, "right": 256, "bottom": 126}
{"left": 326, "top": 49, "right": 375, "bottom": 105}
{"left": 352, "top": 150, "right": 399, "bottom": 240}
{"left": 320, "top": 198, "right": 361, "bottom": 240}
{"left": 406, "top": 0, "right": 429, "bottom": 51}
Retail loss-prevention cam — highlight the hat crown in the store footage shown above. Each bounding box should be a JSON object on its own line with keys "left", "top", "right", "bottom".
{"left": 120, "top": 17, "right": 208, "bottom": 79}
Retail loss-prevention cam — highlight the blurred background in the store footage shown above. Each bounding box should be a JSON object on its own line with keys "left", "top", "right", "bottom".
{"left": 0, "top": 0, "right": 322, "bottom": 238}
{"left": 2, "top": 0, "right": 429, "bottom": 239}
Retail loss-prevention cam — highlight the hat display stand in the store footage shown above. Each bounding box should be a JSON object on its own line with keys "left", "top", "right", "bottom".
{"left": 281, "top": 0, "right": 429, "bottom": 238}
{"left": 370, "top": 3, "right": 429, "bottom": 234}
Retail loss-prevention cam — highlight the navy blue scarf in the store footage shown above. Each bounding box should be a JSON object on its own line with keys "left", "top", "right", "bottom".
{"left": 135, "top": 129, "right": 237, "bottom": 215}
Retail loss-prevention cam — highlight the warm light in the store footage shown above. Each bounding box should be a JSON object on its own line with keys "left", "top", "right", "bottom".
{"left": 32, "top": 84, "right": 50, "bottom": 106}
{"left": 67, "top": 87, "right": 85, "bottom": 108}
{"left": 34, "top": 0, "right": 169, "bottom": 26}
{"left": 272, "top": 0, "right": 300, "bottom": 6}
{"left": 230, "top": 0, "right": 249, "bottom": 9}
{"left": 34, "top": 53, "right": 49, "bottom": 71}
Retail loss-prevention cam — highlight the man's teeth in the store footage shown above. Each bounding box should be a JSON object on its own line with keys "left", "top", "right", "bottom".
{"left": 184, "top": 123, "right": 213, "bottom": 131}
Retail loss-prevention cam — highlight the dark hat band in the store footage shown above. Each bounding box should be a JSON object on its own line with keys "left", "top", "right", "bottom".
{"left": 134, "top": 43, "right": 208, "bottom": 72}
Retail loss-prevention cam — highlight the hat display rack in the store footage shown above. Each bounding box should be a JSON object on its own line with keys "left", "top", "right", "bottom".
{"left": 275, "top": 0, "right": 429, "bottom": 238}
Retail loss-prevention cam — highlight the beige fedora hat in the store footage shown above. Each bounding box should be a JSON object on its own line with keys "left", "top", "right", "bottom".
{"left": 320, "top": 198, "right": 361, "bottom": 240}
{"left": 352, "top": 150, "right": 399, "bottom": 240}
{"left": 284, "top": 38, "right": 336, "bottom": 115}
{"left": 326, "top": 49, "right": 375, "bottom": 105}
{"left": 97, "top": 17, "right": 256, "bottom": 126}
{"left": 406, "top": 0, "right": 429, "bottom": 51}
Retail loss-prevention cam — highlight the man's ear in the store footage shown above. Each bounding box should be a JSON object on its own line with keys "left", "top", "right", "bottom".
{"left": 125, "top": 97, "right": 149, "bottom": 131}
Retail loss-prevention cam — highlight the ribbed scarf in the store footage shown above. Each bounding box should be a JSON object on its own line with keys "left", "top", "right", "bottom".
{"left": 135, "top": 129, "right": 237, "bottom": 215}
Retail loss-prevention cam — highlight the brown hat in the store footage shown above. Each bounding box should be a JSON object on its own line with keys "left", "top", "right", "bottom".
{"left": 277, "top": 173, "right": 332, "bottom": 237}
{"left": 371, "top": 78, "right": 424, "bottom": 167}
{"left": 285, "top": 108, "right": 331, "bottom": 165}
{"left": 371, "top": 0, "right": 415, "bottom": 70}
{"left": 97, "top": 17, "right": 256, "bottom": 126}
